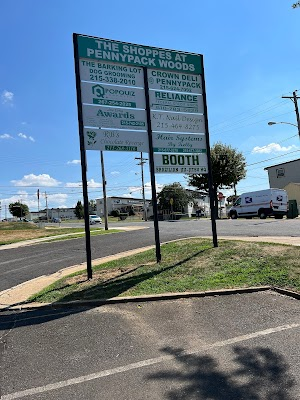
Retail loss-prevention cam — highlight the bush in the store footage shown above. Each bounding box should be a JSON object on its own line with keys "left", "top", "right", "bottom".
{"left": 119, "top": 213, "right": 129, "bottom": 220}
{"left": 110, "top": 209, "right": 120, "bottom": 217}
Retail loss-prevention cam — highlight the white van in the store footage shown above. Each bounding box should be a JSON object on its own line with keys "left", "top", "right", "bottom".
{"left": 228, "top": 189, "right": 288, "bottom": 219}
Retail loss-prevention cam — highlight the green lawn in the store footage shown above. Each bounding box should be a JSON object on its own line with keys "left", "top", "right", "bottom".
{"left": 0, "top": 222, "right": 122, "bottom": 245}
{"left": 29, "top": 238, "right": 300, "bottom": 303}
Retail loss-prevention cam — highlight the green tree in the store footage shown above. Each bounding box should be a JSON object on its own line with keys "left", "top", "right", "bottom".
{"left": 9, "top": 201, "right": 29, "bottom": 219}
{"left": 74, "top": 200, "right": 84, "bottom": 219}
{"left": 187, "top": 142, "right": 246, "bottom": 217}
{"left": 157, "top": 182, "right": 194, "bottom": 213}
{"left": 89, "top": 199, "right": 97, "bottom": 213}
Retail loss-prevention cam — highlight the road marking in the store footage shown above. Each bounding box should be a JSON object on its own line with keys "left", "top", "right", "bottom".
{"left": 0, "top": 249, "right": 60, "bottom": 265}
{"left": 0, "top": 255, "right": 74, "bottom": 275}
{"left": 2, "top": 322, "right": 300, "bottom": 399}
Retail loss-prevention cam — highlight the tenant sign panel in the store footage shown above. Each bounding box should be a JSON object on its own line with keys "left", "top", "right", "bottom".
{"left": 154, "top": 153, "right": 208, "bottom": 174}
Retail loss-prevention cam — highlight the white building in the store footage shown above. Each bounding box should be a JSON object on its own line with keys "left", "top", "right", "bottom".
{"left": 96, "top": 197, "right": 151, "bottom": 217}
{"left": 30, "top": 208, "right": 76, "bottom": 220}
{"left": 96, "top": 190, "right": 215, "bottom": 219}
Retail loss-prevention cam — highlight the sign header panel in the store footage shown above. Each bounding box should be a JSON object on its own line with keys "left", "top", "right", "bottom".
{"left": 154, "top": 153, "right": 208, "bottom": 174}
{"left": 152, "top": 132, "right": 206, "bottom": 153}
{"left": 77, "top": 35, "right": 203, "bottom": 74}
{"left": 147, "top": 70, "right": 202, "bottom": 94}
{"left": 84, "top": 128, "right": 149, "bottom": 152}
{"left": 83, "top": 105, "right": 147, "bottom": 130}
{"left": 149, "top": 90, "right": 203, "bottom": 113}
{"left": 81, "top": 81, "right": 146, "bottom": 108}
{"left": 79, "top": 59, "right": 144, "bottom": 87}
{"left": 151, "top": 111, "right": 205, "bottom": 133}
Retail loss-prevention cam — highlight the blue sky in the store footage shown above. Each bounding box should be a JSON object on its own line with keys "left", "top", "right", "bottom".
{"left": 1, "top": 0, "right": 299, "bottom": 216}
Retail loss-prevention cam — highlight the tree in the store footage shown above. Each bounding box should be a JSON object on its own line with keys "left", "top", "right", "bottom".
{"left": 9, "top": 201, "right": 29, "bottom": 219}
{"left": 157, "top": 182, "right": 194, "bottom": 213}
{"left": 292, "top": 2, "right": 300, "bottom": 8}
{"left": 74, "top": 200, "right": 84, "bottom": 219}
{"left": 89, "top": 200, "right": 97, "bottom": 213}
{"left": 186, "top": 142, "right": 246, "bottom": 217}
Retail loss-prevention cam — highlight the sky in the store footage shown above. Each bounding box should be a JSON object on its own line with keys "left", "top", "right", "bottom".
{"left": 1, "top": 0, "right": 299, "bottom": 217}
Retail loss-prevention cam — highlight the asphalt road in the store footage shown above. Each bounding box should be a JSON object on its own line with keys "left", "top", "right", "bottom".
{"left": 1, "top": 292, "right": 300, "bottom": 399}
{"left": 1, "top": 218, "right": 300, "bottom": 292}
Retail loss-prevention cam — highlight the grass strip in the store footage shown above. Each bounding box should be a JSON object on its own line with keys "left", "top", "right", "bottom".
{"left": 29, "top": 239, "right": 300, "bottom": 303}
{"left": 0, "top": 223, "right": 122, "bottom": 245}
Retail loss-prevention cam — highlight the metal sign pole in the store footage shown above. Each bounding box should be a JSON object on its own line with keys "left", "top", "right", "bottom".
{"left": 73, "top": 33, "right": 93, "bottom": 279}
{"left": 143, "top": 67, "right": 161, "bottom": 262}
{"left": 200, "top": 55, "right": 218, "bottom": 247}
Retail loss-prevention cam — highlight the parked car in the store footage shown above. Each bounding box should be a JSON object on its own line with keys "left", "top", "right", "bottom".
{"left": 89, "top": 215, "right": 102, "bottom": 224}
{"left": 52, "top": 218, "right": 61, "bottom": 223}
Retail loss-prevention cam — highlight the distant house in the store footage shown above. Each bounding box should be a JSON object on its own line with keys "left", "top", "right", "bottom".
{"left": 30, "top": 208, "right": 76, "bottom": 220}
{"left": 264, "top": 158, "right": 300, "bottom": 189}
{"left": 96, "top": 190, "right": 220, "bottom": 219}
{"left": 264, "top": 158, "right": 300, "bottom": 213}
{"left": 96, "top": 196, "right": 151, "bottom": 218}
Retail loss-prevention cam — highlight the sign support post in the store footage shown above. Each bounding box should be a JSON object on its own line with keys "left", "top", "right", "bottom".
{"left": 200, "top": 55, "right": 218, "bottom": 247}
{"left": 143, "top": 67, "right": 161, "bottom": 262}
{"left": 73, "top": 33, "right": 93, "bottom": 279}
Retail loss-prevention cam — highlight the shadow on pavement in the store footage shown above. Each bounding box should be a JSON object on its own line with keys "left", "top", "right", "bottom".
{"left": 147, "top": 345, "right": 296, "bottom": 399}
{"left": 0, "top": 249, "right": 209, "bottom": 330}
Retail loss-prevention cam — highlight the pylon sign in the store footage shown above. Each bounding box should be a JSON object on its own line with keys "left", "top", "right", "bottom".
{"left": 73, "top": 34, "right": 207, "bottom": 168}
{"left": 73, "top": 34, "right": 217, "bottom": 266}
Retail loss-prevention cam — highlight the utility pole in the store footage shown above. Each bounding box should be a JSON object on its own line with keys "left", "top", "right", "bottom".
{"left": 100, "top": 151, "right": 108, "bottom": 230}
{"left": 282, "top": 90, "right": 300, "bottom": 138}
{"left": 45, "top": 191, "right": 49, "bottom": 222}
{"left": 135, "top": 153, "right": 148, "bottom": 221}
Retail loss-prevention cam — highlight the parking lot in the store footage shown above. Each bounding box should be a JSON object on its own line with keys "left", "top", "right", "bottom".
{"left": 1, "top": 291, "right": 300, "bottom": 399}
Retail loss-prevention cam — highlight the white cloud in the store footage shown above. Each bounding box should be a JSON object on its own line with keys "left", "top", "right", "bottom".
{"left": 65, "top": 179, "right": 102, "bottom": 188}
{"left": 65, "top": 182, "right": 82, "bottom": 188}
{"left": 252, "top": 143, "right": 298, "bottom": 154}
{"left": 47, "top": 193, "right": 68, "bottom": 204}
{"left": 122, "top": 193, "right": 134, "bottom": 198}
{"left": 88, "top": 179, "right": 102, "bottom": 188}
{"left": 67, "top": 159, "right": 81, "bottom": 165}
{"left": 1, "top": 192, "right": 69, "bottom": 211}
{"left": 125, "top": 182, "right": 162, "bottom": 198}
{"left": 0, "top": 133, "right": 13, "bottom": 139}
{"left": 18, "top": 132, "right": 35, "bottom": 142}
{"left": 1, "top": 90, "right": 14, "bottom": 105}
{"left": 11, "top": 174, "right": 61, "bottom": 187}
{"left": 111, "top": 171, "right": 120, "bottom": 175}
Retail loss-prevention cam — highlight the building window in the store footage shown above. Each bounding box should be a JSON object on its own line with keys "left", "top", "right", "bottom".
{"left": 276, "top": 168, "right": 285, "bottom": 178}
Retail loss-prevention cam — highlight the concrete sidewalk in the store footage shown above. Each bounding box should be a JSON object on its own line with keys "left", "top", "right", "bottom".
{"left": 1, "top": 235, "right": 300, "bottom": 309}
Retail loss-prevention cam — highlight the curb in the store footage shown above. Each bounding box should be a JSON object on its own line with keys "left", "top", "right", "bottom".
{"left": 272, "top": 286, "right": 300, "bottom": 300}
{"left": 1, "top": 286, "right": 273, "bottom": 310}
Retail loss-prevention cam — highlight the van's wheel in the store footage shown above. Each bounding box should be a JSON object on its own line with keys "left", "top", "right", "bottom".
{"left": 230, "top": 212, "right": 237, "bottom": 219}
{"left": 259, "top": 210, "right": 267, "bottom": 219}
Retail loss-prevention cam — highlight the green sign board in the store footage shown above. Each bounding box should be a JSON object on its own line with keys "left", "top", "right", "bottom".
{"left": 77, "top": 35, "right": 203, "bottom": 74}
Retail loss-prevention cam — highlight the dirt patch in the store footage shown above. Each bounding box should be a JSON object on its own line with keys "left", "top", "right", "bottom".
{"left": 65, "top": 265, "right": 139, "bottom": 287}
{"left": 0, "top": 228, "right": 63, "bottom": 243}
